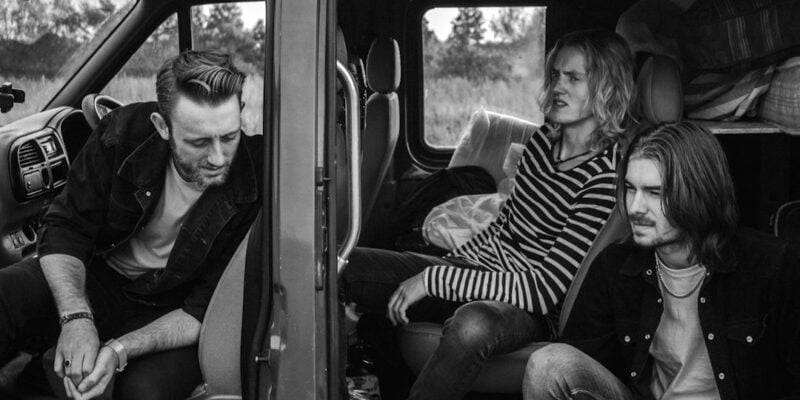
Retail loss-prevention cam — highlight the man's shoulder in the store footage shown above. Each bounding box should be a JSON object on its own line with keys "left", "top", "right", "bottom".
{"left": 97, "top": 101, "right": 159, "bottom": 146}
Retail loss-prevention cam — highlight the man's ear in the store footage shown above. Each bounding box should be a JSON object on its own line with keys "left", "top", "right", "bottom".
{"left": 150, "top": 112, "right": 170, "bottom": 141}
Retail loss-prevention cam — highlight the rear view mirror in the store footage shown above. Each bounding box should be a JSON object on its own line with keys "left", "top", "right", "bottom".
{"left": 1, "top": 82, "right": 26, "bottom": 113}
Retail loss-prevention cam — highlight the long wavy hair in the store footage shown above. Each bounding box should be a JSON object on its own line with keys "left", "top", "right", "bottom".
{"left": 155, "top": 50, "right": 246, "bottom": 127}
{"left": 616, "top": 121, "right": 739, "bottom": 268}
{"left": 540, "top": 29, "right": 638, "bottom": 150}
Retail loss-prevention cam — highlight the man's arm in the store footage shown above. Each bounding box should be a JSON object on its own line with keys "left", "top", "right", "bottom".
{"left": 76, "top": 308, "right": 201, "bottom": 398}
{"left": 40, "top": 254, "right": 100, "bottom": 388}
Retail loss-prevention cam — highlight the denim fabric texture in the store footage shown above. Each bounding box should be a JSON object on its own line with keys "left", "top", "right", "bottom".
{"left": 559, "top": 228, "right": 800, "bottom": 400}
{"left": 342, "top": 247, "right": 550, "bottom": 400}
{"left": 523, "top": 343, "right": 634, "bottom": 400}
{"left": 36, "top": 101, "right": 263, "bottom": 321}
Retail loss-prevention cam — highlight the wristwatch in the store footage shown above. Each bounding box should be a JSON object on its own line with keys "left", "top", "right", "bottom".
{"left": 104, "top": 338, "right": 128, "bottom": 372}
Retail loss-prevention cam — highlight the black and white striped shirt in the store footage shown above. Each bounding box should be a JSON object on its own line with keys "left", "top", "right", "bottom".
{"left": 422, "top": 124, "right": 617, "bottom": 315}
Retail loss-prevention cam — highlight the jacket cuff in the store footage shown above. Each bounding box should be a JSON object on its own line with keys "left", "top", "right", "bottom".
{"left": 36, "top": 226, "right": 94, "bottom": 264}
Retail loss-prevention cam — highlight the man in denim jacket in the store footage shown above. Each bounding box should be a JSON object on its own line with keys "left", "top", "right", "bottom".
{"left": 0, "top": 50, "right": 262, "bottom": 399}
{"left": 524, "top": 121, "right": 799, "bottom": 399}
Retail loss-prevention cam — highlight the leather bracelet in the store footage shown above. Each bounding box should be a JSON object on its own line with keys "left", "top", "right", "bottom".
{"left": 58, "top": 311, "right": 94, "bottom": 327}
{"left": 104, "top": 338, "right": 127, "bottom": 372}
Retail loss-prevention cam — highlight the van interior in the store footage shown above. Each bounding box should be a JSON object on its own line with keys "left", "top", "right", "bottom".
{"left": 0, "top": 0, "right": 798, "bottom": 399}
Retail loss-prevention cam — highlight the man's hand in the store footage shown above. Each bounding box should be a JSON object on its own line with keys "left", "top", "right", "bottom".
{"left": 75, "top": 346, "right": 118, "bottom": 399}
{"left": 387, "top": 272, "right": 427, "bottom": 326}
{"left": 54, "top": 319, "right": 100, "bottom": 387}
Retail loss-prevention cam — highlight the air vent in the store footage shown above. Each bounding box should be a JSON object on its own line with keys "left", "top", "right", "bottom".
{"left": 18, "top": 141, "right": 44, "bottom": 168}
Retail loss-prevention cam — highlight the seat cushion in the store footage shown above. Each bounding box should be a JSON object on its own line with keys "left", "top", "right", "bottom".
{"left": 399, "top": 322, "right": 550, "bottom": 393}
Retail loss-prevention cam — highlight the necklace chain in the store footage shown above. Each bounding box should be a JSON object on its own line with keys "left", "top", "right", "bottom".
{"left": 554, "top": 137, "right": 591, "bottom": 166}
{"left": 654, "top": 254, "right": 704, "bottom": 299}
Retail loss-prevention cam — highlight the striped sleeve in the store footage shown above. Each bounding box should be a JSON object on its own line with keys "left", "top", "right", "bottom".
{"left": 422, "top": 171, "right": 616, "bottom": 315}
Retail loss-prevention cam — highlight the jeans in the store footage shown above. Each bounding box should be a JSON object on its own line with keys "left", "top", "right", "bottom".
{"left": 523, "top": 343, "right": 634, "bottom": 400}
{"left": 342, "top": 247, "right": 550, "bottom": 400}
{"left": 0, "top": 257, "right": 201, "bottom": 400}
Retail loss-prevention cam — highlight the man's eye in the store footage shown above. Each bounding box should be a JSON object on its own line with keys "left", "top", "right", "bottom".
{"left": 221, "top": 134, "right": 238, "bottom": 143}
{"left": 569, "top": 75, "right": 579, "bottom": 82}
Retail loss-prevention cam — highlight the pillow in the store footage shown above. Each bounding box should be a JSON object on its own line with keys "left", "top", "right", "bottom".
{"left": 758, "top": 57, "right": 800, "bottom": 135}
{"left": 449, "top": 108, "right": 538, "bottom": 185}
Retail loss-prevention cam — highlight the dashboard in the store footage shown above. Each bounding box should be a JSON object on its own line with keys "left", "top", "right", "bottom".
{"left": 0, "top": 107, "right": 92, "bottom": 265}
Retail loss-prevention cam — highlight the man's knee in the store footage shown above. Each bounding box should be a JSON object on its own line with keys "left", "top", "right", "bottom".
{"left": 442, "top": 302, "right": 506, "bottom": 350}
{"left": 525, "top": 343, "right": 581, "bottom": 380}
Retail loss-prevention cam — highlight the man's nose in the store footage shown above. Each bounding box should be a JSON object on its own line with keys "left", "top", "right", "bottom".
{"left": 207, "top": 140, "right": 225, "bottom": 166}
{"left": 627, "top": 191, "right": 646, "bottom": 215}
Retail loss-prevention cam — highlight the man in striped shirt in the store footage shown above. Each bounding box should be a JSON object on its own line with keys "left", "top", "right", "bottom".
{"left": 342, "top": 30, "right": 638, "bottom": 400}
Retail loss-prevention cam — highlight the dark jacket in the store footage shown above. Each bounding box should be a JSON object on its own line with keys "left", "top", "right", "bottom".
{"left": 561, "top": 228, "right": 800, "bottom": 400}
{"left": 37, "top": 102, "right": 263, "bottom": 322}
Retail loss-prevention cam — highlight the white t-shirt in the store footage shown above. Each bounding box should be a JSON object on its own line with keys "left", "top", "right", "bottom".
{"left": 107, "top": 159, "right": 205, "bottom": 279}
{"left": 649, "top": 257, "right": 720, "bottom": 400}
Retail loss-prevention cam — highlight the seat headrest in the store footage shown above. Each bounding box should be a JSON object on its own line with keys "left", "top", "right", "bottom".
{"left": 366, "top": 37, "right": 401, "bottom": 93}
{"left": 638, "top": 55, "right": 683, "bottom": 123}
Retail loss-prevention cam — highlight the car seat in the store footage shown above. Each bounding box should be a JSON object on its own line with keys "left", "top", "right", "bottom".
{"left": 397, "top": 54, "right": 683, "bottom": 393}
{"left": 360, "top": 37, "right": 401, "bottom": 225}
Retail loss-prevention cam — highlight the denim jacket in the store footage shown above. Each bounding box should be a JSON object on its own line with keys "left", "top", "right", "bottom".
{"left": 560, "top": 228, "right": 800, "bottom": 400}
{"left": 37, "top": 102, "right": 263, "bottom": 321}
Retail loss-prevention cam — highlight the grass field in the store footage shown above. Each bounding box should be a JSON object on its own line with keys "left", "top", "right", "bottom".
{"left": 1, "top": 74, "right": 265, "bottom": 135}
{"left": 424, "top": 76, "right": 543, "bottom": 148}
{"left": 2, "top": 73, "right": 540, "bottom": 147}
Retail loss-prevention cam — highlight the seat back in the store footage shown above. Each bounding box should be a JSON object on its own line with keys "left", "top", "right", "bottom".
{"left": 361, "top": 37, "right": 400, "bottom": 223}
{"left": 186, "top": 223, "right": 255, "bottom": 399}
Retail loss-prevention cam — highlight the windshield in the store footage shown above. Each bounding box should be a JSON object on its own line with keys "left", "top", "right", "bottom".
{"left": 0, "top": 0, "right": 137, "bottom": 125}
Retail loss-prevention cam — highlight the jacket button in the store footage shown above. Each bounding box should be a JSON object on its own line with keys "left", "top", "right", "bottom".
{"left": 707, "top": 333, "right": 715, "bottom": 340}
{"left": 624, "top": 335, "right": 631, "bottom": 343}
{"left": 145, "top": 191, "right": 152, "bottom": 197}
{"left": 644, "top": 334, "right": 651, "bottom": 340}
{"left": 630, "top": 371, "right": 637, "bottom": 378}
{"left": 718, "top": 372, "right": 725, "bottom": 380}
{"left": 645, "top": 269, "right": 652, "bottom": 276}
{"left": 699, "top": 297, "right": 706, "bottom": 303}
{"left": 657, "top": 297, "right": 662, "bottom": 304}
{"left": 746, "top": 335, "right": 753, "bottom": 343}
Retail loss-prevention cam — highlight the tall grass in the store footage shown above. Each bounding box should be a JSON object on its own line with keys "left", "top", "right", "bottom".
{"left": 1, "top": 74, "right": 265, "bottom": 136}
{"left": 3, "top": 73, "right": 534, "bottom": 147}
{"left": 424, "top": 76, "right": 544, "bottom": 148}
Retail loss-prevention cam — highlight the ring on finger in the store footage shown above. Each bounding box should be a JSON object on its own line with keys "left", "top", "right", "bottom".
{"left": 64, "top": 359, "right": 72, "bottom": 368}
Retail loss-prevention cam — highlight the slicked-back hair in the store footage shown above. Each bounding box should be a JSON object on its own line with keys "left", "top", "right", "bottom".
{"left": 155, "top": 50, "right": 246, "bottom": 126}
{"left": 540, "top": 29, "right": 638, "bottom": 150}
{"left": 617, "top": 121, "right": 739, "bottom": 269}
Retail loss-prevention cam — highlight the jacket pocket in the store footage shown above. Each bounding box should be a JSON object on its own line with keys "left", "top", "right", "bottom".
{"left": 725, "top": 315, "right": 768, "bottom": 380}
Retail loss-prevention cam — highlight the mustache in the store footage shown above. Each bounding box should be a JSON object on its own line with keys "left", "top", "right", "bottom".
{"left": 629, "top": 215, "right": 655, "bottom": 226}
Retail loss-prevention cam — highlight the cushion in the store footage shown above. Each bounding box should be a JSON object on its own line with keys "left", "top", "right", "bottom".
{"left": 758, "top": 57, "right": 800, "bottom": 135}
{"left": 449, "top": 109, "right": 538, "bottom": 185}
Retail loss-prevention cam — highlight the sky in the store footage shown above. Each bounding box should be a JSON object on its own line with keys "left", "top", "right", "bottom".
{"left": 425, "top": 7, "right": 536, "bottom": 42}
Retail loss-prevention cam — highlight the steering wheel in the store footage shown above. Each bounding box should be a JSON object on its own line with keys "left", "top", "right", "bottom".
{"left": 81, "top": 93, "right": 124, "bottom": 131}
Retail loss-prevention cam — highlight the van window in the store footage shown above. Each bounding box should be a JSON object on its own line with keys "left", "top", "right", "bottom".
{"left": 192, "top": 2, "right": 266, "bottom": 135}
{"left": 103, "top": 13, "right": 179, "bottom": 103}
{"left": 0, "top": 0, "right": 136, "bottom": 124}
{"left": 422, "top": 6, "right": 546, "bottom": 148}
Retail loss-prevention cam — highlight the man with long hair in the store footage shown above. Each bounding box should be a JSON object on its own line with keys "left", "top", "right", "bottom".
{"left": 523, "top": 121, "right": 800, "bottom": 399}
{"left": 342, "top": 29, "right": 637, "bottom": 399}
{"left": 0, "top": 50, "right": 262, "bottom": 399}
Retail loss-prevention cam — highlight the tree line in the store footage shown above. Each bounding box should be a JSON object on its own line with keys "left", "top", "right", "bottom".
{"left": 0, "top": 1, "right": 266, "bottom": 78}
{"left": 423, "top": 7, "right": 545, "bottom": 82}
